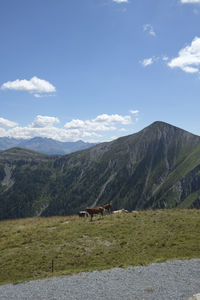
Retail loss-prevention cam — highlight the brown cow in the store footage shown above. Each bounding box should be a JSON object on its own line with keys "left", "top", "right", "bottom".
{"left": 85, "top": 206, "right": 104, "bottom": 221}
{"left": 102, "top": 203, "right": 112, "bottom": 214}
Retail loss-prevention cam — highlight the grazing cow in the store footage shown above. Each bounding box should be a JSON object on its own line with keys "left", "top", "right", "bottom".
{"left": 102, "top": 203, "right": 112, "bottom": 214}
{"left": 78, "top": 211, "right": 88, "bottom": 218}
{"left": 85, "top": 206, "right": 104, "bottom": 221}
{"left": 113, "top": 209, "right": 129, "bottom": 214}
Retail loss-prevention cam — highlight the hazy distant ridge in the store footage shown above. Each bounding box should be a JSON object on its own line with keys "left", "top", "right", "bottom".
{"left": 0, "top": 137, "right": 95, "bottom": 155}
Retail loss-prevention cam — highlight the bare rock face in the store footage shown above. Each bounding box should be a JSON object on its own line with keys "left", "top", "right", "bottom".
{"left": 188, "top": 294, "right": 200, "bottom": 300}
{"left": 1, "top": 164, "right": 15, "bottom": 190}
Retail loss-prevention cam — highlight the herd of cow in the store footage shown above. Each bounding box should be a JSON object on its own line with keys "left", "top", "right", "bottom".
{"left": 78, "top": 203, "right": 112, "bottom": 221}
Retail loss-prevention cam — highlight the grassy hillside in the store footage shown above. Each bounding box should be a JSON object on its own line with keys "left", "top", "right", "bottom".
{"left": 0, "top": 210, "right": 200, "bottom": 285}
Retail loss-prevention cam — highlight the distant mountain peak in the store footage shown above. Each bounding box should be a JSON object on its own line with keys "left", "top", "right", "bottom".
{"left": 147, "top": 121, "right": 180, "bottom": 130}
{"left": 140, "top": 121, "right": 195, "bottom": 139}
{"left": 0, "top": 137, "right": 96, "bottom": 155}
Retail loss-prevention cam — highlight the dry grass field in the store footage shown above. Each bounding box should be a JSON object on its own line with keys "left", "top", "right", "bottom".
{"left": 0, "top": 209, "right": 200, "bottom": 285}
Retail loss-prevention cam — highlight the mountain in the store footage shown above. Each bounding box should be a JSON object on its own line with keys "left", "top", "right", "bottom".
{"left": 1, "top": 121, "right": 200, "bottom": 220}
{"left": 0, "top": 137, "right": 95, "bottom": 155}
{"left": 0, "top": 137, "right": 20, "bottom": 150}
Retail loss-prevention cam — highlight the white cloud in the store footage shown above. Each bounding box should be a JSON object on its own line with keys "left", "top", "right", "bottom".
{"left": 119, "top": 128, "right": 127, "bottom": 132}
{"left": 143, "top": 24, "right": 156, "bottom": 37}
{"left": 30, "top": 115, "right": 60, "bottom": 128}
{"left": 130, "top": 110, "right": 139, "bottom": 115}
{"left": 64, "top": 114, "right": 131, "bottom": 132}
{"left": 162, "top": 56, "right": 169, "bottom": 61}
{"left": 5, "top": 125, "right": 101, "bottom": 141}
{"left": 181, "top": 0, "right": 200, "bottom": 3}
{"left": 0, "top": 112, "right": 136, "bottom": 142}
{"left": 93, "top": 114, "right": 131, "bottom": 125}
{"left": 34, "top": 94, "right": 44, "bottom": 98}
{"left": 130, "top": 110, "right": 139, "bottom": 123}
{"left": 141, "top": 58, "right": 154, "bottom": 67}
{"left": 113, "top": 0, "right": 128, "bottom": 2}
{"left": 140, "top": 56, "right": 171, "bottom": 68}
{"left": 168, "top": 37, "right": 200, "bottom": 73}
{"left": 34, "top": 93, "right": 55, "bottom": 98}
{"left": 0, "top": 128, "right": 6, "bottom": 136}
{"left": 0, "top": 117, "right": 18, "bottom": 128}
{"left": 1, "top": 76, "right": 56, "bottom": 95}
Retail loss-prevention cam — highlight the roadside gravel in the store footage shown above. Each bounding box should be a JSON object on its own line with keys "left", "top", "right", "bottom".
{"left": 0, "top": 259, "right": 200, "bottom": 300}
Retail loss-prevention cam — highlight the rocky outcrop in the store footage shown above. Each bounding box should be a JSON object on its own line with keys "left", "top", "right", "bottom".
{"left": 1, "top": 164, "right": 15, "bottom": 190}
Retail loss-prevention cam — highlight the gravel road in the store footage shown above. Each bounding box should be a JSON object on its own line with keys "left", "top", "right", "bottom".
{"left": 0, "top": 259, "right": 200, "bottom": 300}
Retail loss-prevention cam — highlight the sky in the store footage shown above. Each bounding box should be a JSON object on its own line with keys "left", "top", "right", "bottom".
{"left": 1, "top": 0, "right": 200, "bottom": 142}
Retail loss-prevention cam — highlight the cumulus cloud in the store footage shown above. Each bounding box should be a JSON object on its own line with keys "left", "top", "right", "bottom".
{"left": 0, "top": 117, "right": 18, "bottom": 128}
{"left": 94, "top": 114, "right": 131, "bottom": 125}
{"left": 64, "top": 114, "right": 131, "bottom": 132}
{"left": 0, "top": 112, "right": 136, "bottom": 142}
{"left": 168, "top": 37, "right": 200, "bottom": 73}
{"left": 0, "top": 128, "right": 7, "bottom": 136}
{"left": 162, "top": 56, "right": 169, "bottom": 61}
{"left": 143, "top": 24, "right": 156, "bottom": 37}
{"left": 181, "top": 0, "right": 200, "bottom": 3}
{"left": 140, "top": 58, "right": 154, "bottom": 67}
{"left": 5, "top": 125, "right": 101, "bottom": 141}
{"left": 30, "top": 115, "right": 60, "bottom": 128}
{"left": 1, "top": 76, "right": 56, "bottom": 96}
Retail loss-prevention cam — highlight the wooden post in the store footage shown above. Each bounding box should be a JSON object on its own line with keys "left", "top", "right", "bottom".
{"left": 52, "top": 258, "right": 54, "bottom": 273}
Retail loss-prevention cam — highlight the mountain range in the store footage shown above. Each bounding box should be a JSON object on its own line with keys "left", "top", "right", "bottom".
{"left": 0, "top": 137, "right": 95, "bottom": 155}
{"left": 0, "top": 121, "right": 200, "bottom": 220}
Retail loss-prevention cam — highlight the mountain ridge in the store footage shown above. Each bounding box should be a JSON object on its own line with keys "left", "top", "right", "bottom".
{"left": 0, "top": 136, "right": 95, "bottom": 155}
{"left": 1, "top": 121, "right": 200, "bottom": 220}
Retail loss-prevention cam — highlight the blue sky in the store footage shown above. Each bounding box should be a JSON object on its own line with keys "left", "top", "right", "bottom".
{"left": 1, "top": 0, "right": 200, "bottom": 142}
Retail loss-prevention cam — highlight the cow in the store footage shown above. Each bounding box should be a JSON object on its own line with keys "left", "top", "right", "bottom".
{"left": 113, "top": 209, "right": 129, "bottom": 214}
{"left": 102, "top": 203, "right": 112, "bottom": 214}
{"left": 78, "top": 211, "right": 88, "bottom": 218}
{"left": 85, "top": 206, "right": 104, "bottom": 221}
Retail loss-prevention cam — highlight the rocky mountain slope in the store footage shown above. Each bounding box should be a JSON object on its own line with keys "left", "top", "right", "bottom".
{"left": 0, "top": 121, "right": 200, "bottom": 220}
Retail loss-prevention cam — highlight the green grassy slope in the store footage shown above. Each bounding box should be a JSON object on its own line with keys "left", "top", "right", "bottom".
{"left": 150, "top": 146, "right": 200, "bottom": 208}
{"left": 0, "top": 210, "right": 200, "bottom": 285}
